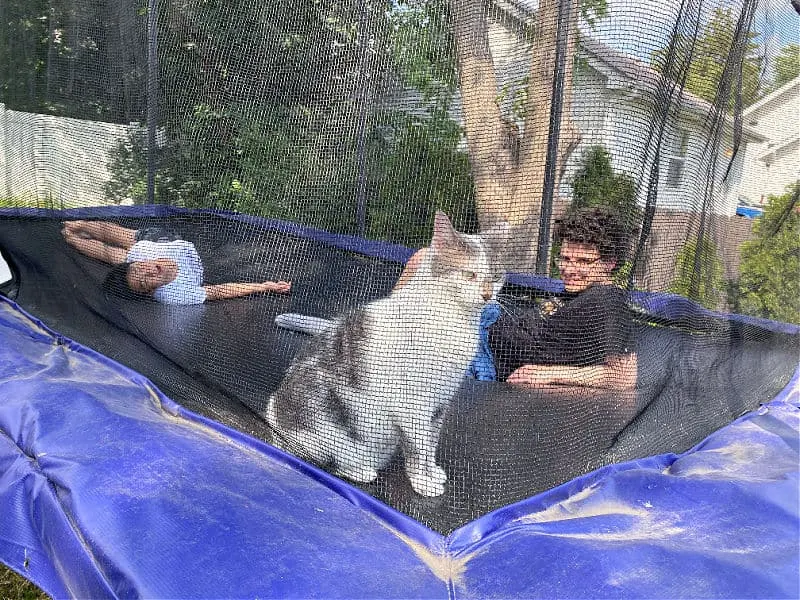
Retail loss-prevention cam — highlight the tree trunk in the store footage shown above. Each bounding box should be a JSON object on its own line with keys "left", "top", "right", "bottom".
{"left": 451, "top": 0, "right": 581, "bottom": 270}
{"left": 450, "top": 0, "right": 515, "bottom": 229}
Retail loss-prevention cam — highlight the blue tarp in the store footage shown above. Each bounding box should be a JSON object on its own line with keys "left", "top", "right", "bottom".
{"left": 735, "top": 205, "right": 764, "bottom": 219}
{"left": 1, "top": 294, "right": 798, "bottom": 598}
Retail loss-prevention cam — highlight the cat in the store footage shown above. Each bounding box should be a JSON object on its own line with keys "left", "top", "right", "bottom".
{"left": 265, "top": 211, "right": 507, "bottom": 497}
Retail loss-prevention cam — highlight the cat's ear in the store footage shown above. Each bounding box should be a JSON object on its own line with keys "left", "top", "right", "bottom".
{"left": 430, "top": 211, "right": 460, "bottom": 252}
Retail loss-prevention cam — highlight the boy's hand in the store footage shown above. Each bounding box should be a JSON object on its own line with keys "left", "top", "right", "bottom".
{"left": 62, "top": 221, "right": 91, "bottom": 239}
{"left": 261, "top": 281, "right": 291, "bottom": 294}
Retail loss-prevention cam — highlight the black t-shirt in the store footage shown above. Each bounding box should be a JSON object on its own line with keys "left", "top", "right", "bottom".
{"left": 489, "top": 284, "right": 635, "bottom": 382}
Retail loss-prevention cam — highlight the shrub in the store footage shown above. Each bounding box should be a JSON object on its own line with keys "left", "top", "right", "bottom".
{"left": 734, "top": 183, "right": 799, "bottom": 324}
{"left": 669, "top": 237, "right": 725, "bottom": 309}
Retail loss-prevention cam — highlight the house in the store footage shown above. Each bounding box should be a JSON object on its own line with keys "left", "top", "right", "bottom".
{"left": 736, "top": 76, "right": 800, "bottom": 207}
{"left": 488, "top": 1, "right": 766, "bottom": 218}
{"left": 485, "top": 1, "right": 767, "bottom": 292}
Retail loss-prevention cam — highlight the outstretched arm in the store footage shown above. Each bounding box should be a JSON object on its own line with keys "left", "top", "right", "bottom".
{"left": 63, "top": 220, "right": 137, "bottom": 248}
{"left": 64, "top": 231, "right": 129, "bottom": 264}
{"left": 203, "top": 280, "right": 291, "bottom": 301}
{"left": 394, "top": 248, "right": 428, "bottom": 290}
{"left": 506, "top": 353, "right": 638, "bottom": 391}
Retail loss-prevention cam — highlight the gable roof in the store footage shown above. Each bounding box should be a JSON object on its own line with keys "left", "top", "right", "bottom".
{"left": 743, "top": 75, "right": 800, "bottom": 116}
{"left": 578, "top": 36, "right": 715, "bottom": 116}
{"left": 490, "top": 1, "right": 766, "bottom": 141}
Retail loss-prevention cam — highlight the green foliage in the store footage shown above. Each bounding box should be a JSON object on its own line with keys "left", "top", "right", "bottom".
{"left": 669, "top": 238, "right": 725, "bottom": 309}
{"left": 366, "top": 109, "right": 477, "bottom": 246}
{"left": 389, "top": 1, "right": 458, "bottom": 102}
{"left": 579, "top": 0, "right": 609, "bottom": 29}
{"left": 0, "top": 1, "right": 145, "bottom": 121}
{"left": 102, "top": 0, "right": 477, "bottom": 242}
{"left": 769, "top": 43, "right": 800, "bottom": 92}
{"left": 570, "top": 145, "right": 641, "bottom": 230}
{"left": 734, "top": 183, "right": 800, "bottom": 324}
{"left": 0, "top": 193, "right": 63, "bottom": 209}
{"left": 651, "top": 7, "right": 763, "bottom": 109}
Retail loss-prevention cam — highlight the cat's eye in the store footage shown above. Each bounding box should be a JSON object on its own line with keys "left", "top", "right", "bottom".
{"left": 461, "top": 270, "right": 477, "bottom": 281}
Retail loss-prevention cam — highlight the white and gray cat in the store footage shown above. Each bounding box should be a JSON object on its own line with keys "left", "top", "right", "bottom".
{"left": 266, "top": 211, "right": 507, "bottom": 497}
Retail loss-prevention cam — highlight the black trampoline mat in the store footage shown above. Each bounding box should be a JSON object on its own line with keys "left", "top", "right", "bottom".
{"left": 1, "top": 213, "right": 797, "bottom": 533}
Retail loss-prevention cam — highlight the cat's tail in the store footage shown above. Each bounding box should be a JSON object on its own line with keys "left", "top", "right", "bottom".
{"left": 275, "top": 313, "right": 335, "bottom": 336}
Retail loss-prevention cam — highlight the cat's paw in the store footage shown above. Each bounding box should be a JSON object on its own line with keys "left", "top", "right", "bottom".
{"left": 408, "top": 471, "right": 446, "bottom": 497}
{"left": 337, "top": 465, "right": 379, "bottom": 484}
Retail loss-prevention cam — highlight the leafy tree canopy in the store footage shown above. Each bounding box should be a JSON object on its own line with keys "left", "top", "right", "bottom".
{"left": 651, "top": 7, "right": 764, "bottom": 109}
{"left": 735, "top": 183, "right": 800, "bottom": 324}
{"left": 768, "top": 43, "right": 800, "bottom": 92}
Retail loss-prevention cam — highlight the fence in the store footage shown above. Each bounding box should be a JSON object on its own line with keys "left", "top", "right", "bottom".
{"left": 0, "top": 103, "right": 130, "bottom": 206}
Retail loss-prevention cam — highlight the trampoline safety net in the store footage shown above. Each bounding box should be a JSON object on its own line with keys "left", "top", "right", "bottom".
{"left": 0, "top": 0, "right": 798, "bottom": 596}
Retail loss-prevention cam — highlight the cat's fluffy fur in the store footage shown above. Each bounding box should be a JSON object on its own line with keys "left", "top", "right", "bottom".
{"left": 266, "top": 212, "right": 506, "bottom": 496}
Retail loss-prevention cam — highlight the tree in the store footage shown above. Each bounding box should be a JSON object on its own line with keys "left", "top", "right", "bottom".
{"left": 106, "top": 1, "right": 480, "bottom": 241}
{"left": 651, "top": 7, "right": 763, "bottom": 109}
{"left": 105, "top": 1, "right": 399, "bottom": 235}
{"left": 362, "top": 0, "right": 478, "bottom": 245}
{"left": 669, "top": 238, "right": 725, "bottom": 309}
{"left": 769, "top": 43, "right": 800, "bottom": 92}
{"left": 0, "top": 0, "right": 145, "bottom": 121}
{"left": 734, "top": 183, "right": 800, "bottom": 324}
{"left": 449, "top": 0, "right": 601, "bottom": 269}
{"left": 571, "top": 146, "right": 639, "bottom": 224}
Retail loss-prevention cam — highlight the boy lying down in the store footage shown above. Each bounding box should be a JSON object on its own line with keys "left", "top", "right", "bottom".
{"left": 62, "top": 220, "right": 291, "bottom": 304}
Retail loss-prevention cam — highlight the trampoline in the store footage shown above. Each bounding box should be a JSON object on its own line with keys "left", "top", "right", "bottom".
{"left": 0, "top": 206, "right": 797, "bottom": 597}
{"left": 1, "top": 0, "right": 799, "bottom": 597}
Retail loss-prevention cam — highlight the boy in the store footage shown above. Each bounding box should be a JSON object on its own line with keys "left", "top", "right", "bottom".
{"left": 62, "top": 220, "right": 290, "bottom": 304}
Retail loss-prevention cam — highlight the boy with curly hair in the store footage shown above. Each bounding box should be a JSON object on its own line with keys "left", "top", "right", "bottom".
{"left": 489, "top": 206, "right": 637, "bottom": 389}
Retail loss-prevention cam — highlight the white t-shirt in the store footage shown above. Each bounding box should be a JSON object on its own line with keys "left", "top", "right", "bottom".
{"left": 126, "top": 240, "right": 207, "bottom": 304}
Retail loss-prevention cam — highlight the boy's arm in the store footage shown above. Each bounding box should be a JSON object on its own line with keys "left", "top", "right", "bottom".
{"left": 203, "top": 280, "right": 291, "bottom": 302}
{"left": 394, "top": 248, "right": 428, "bottom": 290}
{"left": 64, "top": 234, "right": 128, "bottom": 264}
{"left": 506, "top": 353, "right": 638, "bottom": 390}
{"left": 64, "top": 220, "right": 137, "bottom": 248}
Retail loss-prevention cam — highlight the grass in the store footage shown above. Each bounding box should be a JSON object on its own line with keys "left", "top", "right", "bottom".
{"left": 0, "top": 564, "right": 50, "bottom": 600}
{"left": 0, "top": 193, "right": 64, "bottom": 210}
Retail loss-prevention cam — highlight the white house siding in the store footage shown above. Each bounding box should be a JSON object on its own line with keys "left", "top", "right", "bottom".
{"left": 0, "top": 103, "right": 130, "bottom": 206}
{"left": 556, "top": 71, "right": 739, "bottom": 217}
{"left": 738, "top": 78, "right": 800, "bottom": 204}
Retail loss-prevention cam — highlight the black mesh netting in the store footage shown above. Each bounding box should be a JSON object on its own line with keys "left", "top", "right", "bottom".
{"left": 0, "top": 0, "right": 798, "bottom": 534}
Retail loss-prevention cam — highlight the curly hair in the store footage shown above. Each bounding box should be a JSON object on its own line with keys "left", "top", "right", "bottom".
{"left": 553, "top": 206, "right": 633, "bottom": 267}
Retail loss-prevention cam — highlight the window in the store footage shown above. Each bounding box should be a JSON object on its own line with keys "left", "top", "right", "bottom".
{"left": 666, "top": 130, "right": 690, "bottom": 188}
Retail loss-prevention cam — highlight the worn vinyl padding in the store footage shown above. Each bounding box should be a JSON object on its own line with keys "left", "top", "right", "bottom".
{"left": 0, "top": 211, "right": 797, "bottom": 534}
{"left": 0, "top": 296, "right": 797, "bottom": 598}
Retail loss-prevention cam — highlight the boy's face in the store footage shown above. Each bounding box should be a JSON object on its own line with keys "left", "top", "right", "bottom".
{"left": 557, "top": 241, "right": 616, "bottom": 292}
{"left": 126, "top": 259, "right": 176, "bottom": 294}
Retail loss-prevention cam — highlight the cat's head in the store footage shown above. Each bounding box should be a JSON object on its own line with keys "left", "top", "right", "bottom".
{"left": 426, "top": 211, "right": 508, "bottom": 309}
